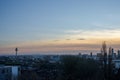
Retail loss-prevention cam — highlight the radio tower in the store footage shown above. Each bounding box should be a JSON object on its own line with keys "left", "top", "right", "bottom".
{"left": 15, "top": 48, "right": 18, "bottom": 56}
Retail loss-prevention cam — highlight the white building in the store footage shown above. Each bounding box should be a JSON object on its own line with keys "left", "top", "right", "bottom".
{"left": 0, "top": 66, "right": 20, "bottom": 80}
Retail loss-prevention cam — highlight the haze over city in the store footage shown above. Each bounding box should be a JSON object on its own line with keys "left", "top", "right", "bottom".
{"left": 1, "top": 0, "right": 120, "bottom": 55}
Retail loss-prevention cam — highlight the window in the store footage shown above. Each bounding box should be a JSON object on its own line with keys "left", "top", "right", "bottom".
{"left": 2, "top": 69, "right": 5, "bottom": 74}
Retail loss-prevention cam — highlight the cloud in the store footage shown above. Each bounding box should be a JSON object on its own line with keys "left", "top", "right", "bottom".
{"left": 66, "top": 39, "right": 70, "bottom": 40}
{"left": 77, "top": 38, "right": 86, "bottom": 40}
{"left": 65, "top": 28, "right": 120, "bottom": 39}
{"left": 65, "top": 30, "right": 83, "bottom": 34}
{"left": 53, "top": 40, "right": 60, "bottom": 42}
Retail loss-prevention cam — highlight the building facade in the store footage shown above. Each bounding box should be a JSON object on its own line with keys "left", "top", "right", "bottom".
{"left": 0, "top": 66, "right": 20, "bottom": 80}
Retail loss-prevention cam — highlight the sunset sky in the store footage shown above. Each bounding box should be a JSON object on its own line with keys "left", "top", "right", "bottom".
{"left": 0, "top": 0, "right": 120, "bottom": 55}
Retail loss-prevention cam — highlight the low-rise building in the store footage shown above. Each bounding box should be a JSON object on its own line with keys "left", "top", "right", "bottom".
{"left": 0, "top": 66, "right": 20, "bottom": 80}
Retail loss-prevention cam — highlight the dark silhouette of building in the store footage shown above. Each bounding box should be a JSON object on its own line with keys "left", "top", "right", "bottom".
{"left": 101, "top": 41, "right": 107, "bottom": 80}
{"left": 118, "top": 50, "right": 120, "bottom": 59}
{"left": 108, "top": 47, "right": 113, "bottom": 80}
{"left": 90, "top": 52, "right": 92, "bottom": 57}
{"left": 100, "top": 42, "right": 113, "bottom": 80}
{"left": 111, "top": 48, "right": 116, "bottom": 59}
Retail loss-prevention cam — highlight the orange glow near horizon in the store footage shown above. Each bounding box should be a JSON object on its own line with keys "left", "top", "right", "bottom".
{"left": 1, "top": 37, "right": 120, "bottom": 55}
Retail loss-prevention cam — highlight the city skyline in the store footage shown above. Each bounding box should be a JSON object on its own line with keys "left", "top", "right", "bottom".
{"left": 0, "top": 0, "right": 120, "bottom": 55}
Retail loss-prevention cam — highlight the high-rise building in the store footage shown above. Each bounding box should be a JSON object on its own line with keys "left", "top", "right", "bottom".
{"left": 118, "top": 50, "right": 120, "bottom": 59}
{"left": 90, "top": 52, "right": 92, "bottom": 57}
{"left": 101, "top": 41, "right": 107, "bottom": 79}
{"left": 108, "top": 47, "right": 113, "bottom": 80}
{"left": 111, "top": 48, "right": 116, "bottom": 59}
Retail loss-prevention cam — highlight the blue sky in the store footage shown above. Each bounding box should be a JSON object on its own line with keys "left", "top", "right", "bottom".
{"left": 0, "top": 0, "right": 120, "bottom": 54}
